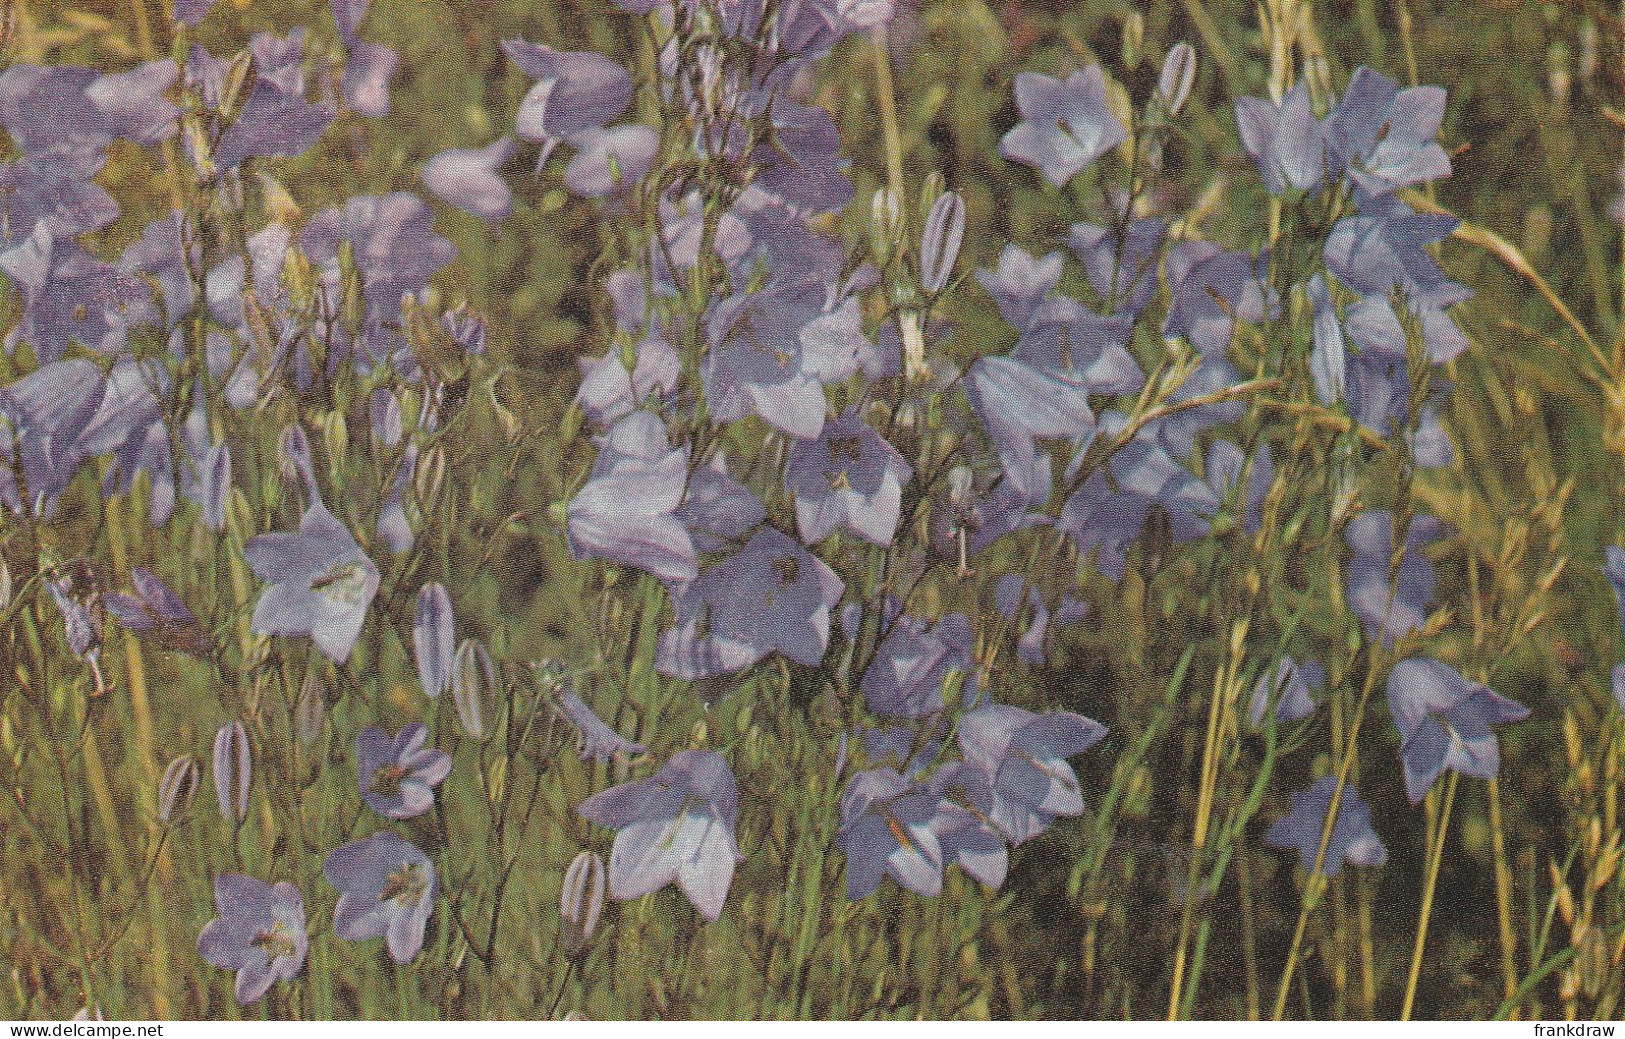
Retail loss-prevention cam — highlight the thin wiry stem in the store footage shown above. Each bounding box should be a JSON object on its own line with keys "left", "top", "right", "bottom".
{"left": 1401, "top": 770, "right": 1460, "bottom": 1020}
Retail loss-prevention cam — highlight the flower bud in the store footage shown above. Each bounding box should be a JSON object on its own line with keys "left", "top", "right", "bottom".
{"left": 1122, "top": 13, "right": 1145, "bottom": 69}
{"left": 1158, "top": 42, "right": 1197, "bottom": 116}
{"left": 560, "top": 850, "right": 606, "bottom": 956}
{"left": 294, "top": 673, "right": 325, "bottom": 745}
{"left": 443, "top": 305, "right": 487, "bottom": 355}
{"left": 158, "top": 754, "right": 201, "bottom": 824}
{"left": 452, "top": 638, "right": 497, "bottom": 741}
{"left": 278, "top": 423, "right": 317, "bottom": 498}
{"left": 212, "top": 720, "right": 251, "bottom": 823}
{"left": 0, "top": 556, "right": 11, "bottom": 613}
{"left": 370, "top": 389, "right": 403, "bottom": 447}
{"left": 919, "top": 190, "right": 965, "bottom": 295}
{"left": 415, "top": 444, "right": 446, "bottom": 506}
{"left": 321, "top": 412, "right": 349, "bottom": 476}
{"left": 202, "top": 442, "right": 231, "bottom": 532}
{"left": 869, "top": 187, "right": 904, "bottom": 265}
{"left": 414, "top": 583, "right": 456, "bottom": 699}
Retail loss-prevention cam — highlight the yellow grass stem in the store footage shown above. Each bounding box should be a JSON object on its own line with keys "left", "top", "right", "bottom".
{"left": 1402, "top": 770, "right": 1460, "bottom": 1020}
{"left": 1488, "top": 778, "right": 1520, "bottom": 1004}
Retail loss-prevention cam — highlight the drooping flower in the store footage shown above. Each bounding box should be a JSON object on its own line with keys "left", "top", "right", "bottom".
{"left": 212, "top": 32, "right": 336, "bottom": 169}
{"left": 1248, "top": 657, "right": 1322, "bottom": 727}
{"left": 85, "top": 61, "right": 181, "bottom": 147}
{"left": 1163, "top": 242, "right": 1276, "bottom": 355}
{"left": 324, "top": 832, "right": 437, "bottom": 963}
{"left": 1323, "top": 66, "right": 1452, "bottom": 197}
{"left": 576, "top": 750, "right": 744, "bottom": 921}
{"left": 197, "top": 875, "right": 307, "bottom": 1005}
{"left": 0, "top": 358, "right": 105, "bottom": 516}
{"left": 566, "top": 411, "right": 696, "bottom": 584}
{"left": 1204, "top": 439, "right": 1274, "bottom": 536}
{"left": 46, "top": 563, "right": 102, "bottom": 660}
{"left": 1387, "top": 657, "right": 1530, "bottom": 803}
{"left": 676, "top": 454, "right": 765, "bottom": 551}
{"left": 657, "top": 528, "right": 844, "bottom": 680}
{"left": 1323, "top": 200, "right": 1470, "bottom": 364}
{"left": 300, "top": 192, "right": 456, "bottom": 367}
{"left": 422, "top": 137, "right": 516, "bottom": 221}
{"left": 703, "top": 280, "right": 864, "bottom": 439}
{"left": 1263, "top": 777, "right": 1387, "bottom": 876}
{"left": 784, "top": 408, "right": 912, "bottom": 547}
{"left": 1307, "top": 274, "right": 1346, "bottom": 405}
{"left": 244, "top": 501, "right": 381, "bottom": 664}
{"left": 104, "top": 565, "right": 211, "bottom": 657}
{"left": 558, "top": 689, "right": 647, "bottom": 762}
{"left": 341, "top": 41, "right": 397, "bottom": 119}
{"left": 505, "top": 42, "right": 635, "bottom": 144}
{"left": 356, "top": 724, "right": 452, "bottom": 820}
{"left": 1000, "top": 68, "right": 1127, "bottom": 187}
{"left": 1067, "top": 216, "right": 1167, "bottom": 315}
{"left": 862, "top": 612, "right": 974, "bottom": 718}
{"left": 835, "top": 768, "right": 947, "bottom": 899}
{"left": 965, "top": 355, "right": 1095, "bottom": 502}
{"left": 1344, "top": 511, "right": 1444, "bottom": 648}
{"left": 1235, "top": 80, "right": 1325, "bottom": 195}
{"left": 956, "top": 704, "right": 1107, "bottom": 844}
{"left": 562, "top": 125, "right": 659, "bottom": 198}
{"left": 976, "top": 246, "right": 1064, "bottom": 330}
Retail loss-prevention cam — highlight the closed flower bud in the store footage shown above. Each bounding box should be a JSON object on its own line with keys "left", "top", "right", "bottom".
{"left": 322, "top": 413, "right": 349, "bottom": 475}
{"left": 370, "top": 389, "right": 403, "bottom": 447}
{"left": 158, "top": 754, "right": 201, "bottom": 824}
{"left": 1122, "top": 13, "right": 1145, "bottom": 69}
{"left": 415, "top": 444, "right": 446, "bottom": 506}
{"left": 559, "top": 850, "right": 606, "bottom": 956}
{"left": 919, "top": 190, "right": 965, "bottom": 295}
{"left": 278, "top": 424, "right": 317, "bottom": 498}
{"left": 294, "top": 673, "right": 325, "bottom": 746}
{"left": 281, "top": 247, "right": 315, "bottom": 316}
{"left": 202, "top": 442, "right": 231, "bottom": 533}
{"left": 212, "top": 720, "right": 251, "bottom": 823}
{"left": 414, "top": 583, "right": 456, "bottom": 699}
{"left": 0, "top": 556, "right": 11, "bottom": 612}
{"left": 452, "top": 638, "right": 497, "bottom": 742}
{"left": 869, "top": 187, "right": 904, "bottom": 265}
{"left": 1158, "top": 42, "right": 1197, "bottom": 116}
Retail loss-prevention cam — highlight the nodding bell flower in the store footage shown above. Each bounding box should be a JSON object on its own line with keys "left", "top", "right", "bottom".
{"left": 158, "top": 754, "right": 201, "bottom": 824}
{"left": 213, "top": 720, "right": 251, "bottom": 823}
{"left": 1264, "top": 777, "right": 1387, "bottom": 876}
{"left": 560, "top": 850, "right": 606, "bottom": 956}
